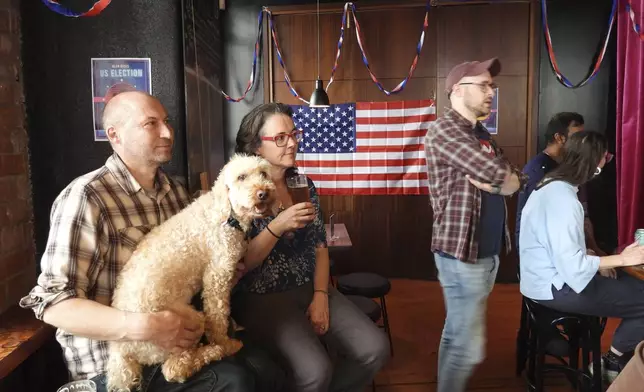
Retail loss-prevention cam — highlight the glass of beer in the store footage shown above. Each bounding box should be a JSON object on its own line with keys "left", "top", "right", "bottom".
{"left": 287, "top": 174, "right": 310, "bottom": 204}
{"left": 57, "top": 380, "right": 96, "bottom": 392}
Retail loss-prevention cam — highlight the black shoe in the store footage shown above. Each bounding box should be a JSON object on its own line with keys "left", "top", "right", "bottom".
{"left": 590, "top": 351, "right": 632, "bottom": 384}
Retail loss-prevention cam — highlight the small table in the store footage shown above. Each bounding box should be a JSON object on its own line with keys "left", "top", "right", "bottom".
{"left": 325, "top": 223, "right": 352, "bottom": 250}
{"left": 624, "top": 266, "right": 644, "bottom": 280}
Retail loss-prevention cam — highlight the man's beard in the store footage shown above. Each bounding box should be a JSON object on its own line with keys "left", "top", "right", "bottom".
{"left": 466, "top": 102, "right": 489, "bottom": 119}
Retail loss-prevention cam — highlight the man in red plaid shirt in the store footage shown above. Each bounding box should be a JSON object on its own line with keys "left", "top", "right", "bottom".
{"left": 424, "top": 58, "right": 524, "bottom": 392}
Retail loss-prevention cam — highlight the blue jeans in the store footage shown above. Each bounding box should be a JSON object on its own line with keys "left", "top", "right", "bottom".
{"left": 434, "top": 253, "right": 499, "bottom": 392}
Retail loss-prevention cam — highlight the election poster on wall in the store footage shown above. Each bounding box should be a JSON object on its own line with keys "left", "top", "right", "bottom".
{"left": 91, "top": 58, "right": 152, "bottom": 141}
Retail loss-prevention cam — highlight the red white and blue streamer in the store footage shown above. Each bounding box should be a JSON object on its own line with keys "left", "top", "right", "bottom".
{"left": 325, "top": 3, "right": 350, "bottom": 91}
{"left": 41, "top": 0, "right": 111, "bottom": 17}
{"left": 541, "top": 0, "right": 617, "bottom": 88}
{"left": 264, "top": 7, "right": 310, "bottom": 104}
{"left": 625, "top": 1, "right": 644, "bottom": 40}
{"left": 327, "top": 1, "right": 430, "bottom": 95}
{"left": 220, "top": 9, "right": 264, "bottom": 103}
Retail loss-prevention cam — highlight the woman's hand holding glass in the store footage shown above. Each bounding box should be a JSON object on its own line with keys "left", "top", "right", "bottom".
{"left": 268, "top": 203, "right": 316, "bottom": 237}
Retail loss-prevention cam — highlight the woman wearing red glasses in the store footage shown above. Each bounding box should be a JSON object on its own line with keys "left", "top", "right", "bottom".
{"left": 230, "top": 103, "right": 389, "bottom": 392}
{"left": 519, "top": 131, "right": 644, "bottom": 384}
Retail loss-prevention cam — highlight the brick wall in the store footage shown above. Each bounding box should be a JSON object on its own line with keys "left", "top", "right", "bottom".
{"left": 0, "top": 0, "right": 35, "bottom": 315}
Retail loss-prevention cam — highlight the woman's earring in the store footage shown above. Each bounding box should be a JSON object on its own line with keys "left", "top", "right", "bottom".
{"left": 594, "top": 167, "right": 602, "bottom": 176}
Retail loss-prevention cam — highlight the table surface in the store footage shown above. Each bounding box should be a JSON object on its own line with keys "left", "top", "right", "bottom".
{"left": 624, "top": 266, "right": 644, "bottom": 280}
{"left": 325, "top": 223, "right": 352, "bottom": 249}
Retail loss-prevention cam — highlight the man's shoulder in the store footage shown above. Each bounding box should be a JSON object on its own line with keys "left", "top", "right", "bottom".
{"left": 427, "top": 115, "right": 468, "bottom": 143}
{"left": 523, "top": 152, "right": 555, "bottom": 173}
{"left": 58, "top": 166, "right": 112, "bottom": 200}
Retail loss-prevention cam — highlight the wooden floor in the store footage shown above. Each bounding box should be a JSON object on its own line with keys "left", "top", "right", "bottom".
{"left": 371, "top": 279, "right": 619, "bottom": 391}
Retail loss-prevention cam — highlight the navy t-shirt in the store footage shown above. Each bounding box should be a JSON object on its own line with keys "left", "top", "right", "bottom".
{"left": 474, "top": 125, "right": 506, "bottom": 258}
{"left": 515, "top": 151, "right": 558, "bottom": 250}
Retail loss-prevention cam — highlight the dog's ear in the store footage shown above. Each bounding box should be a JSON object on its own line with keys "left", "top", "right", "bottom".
{"left": 212, "top": 170, "right": 232, "bottom": 222}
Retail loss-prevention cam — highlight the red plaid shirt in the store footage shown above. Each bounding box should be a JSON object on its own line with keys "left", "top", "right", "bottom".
{"left": 425, "top": 108, "right": 513, "bottom": 263}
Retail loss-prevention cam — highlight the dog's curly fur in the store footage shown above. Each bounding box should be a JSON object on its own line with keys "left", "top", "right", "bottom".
{"left": 106, "top": 154, "right": 276, "bottom": 392}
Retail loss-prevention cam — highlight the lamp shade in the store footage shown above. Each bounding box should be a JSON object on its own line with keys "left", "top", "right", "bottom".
{"left": 309, "top": 79, "right": 330, "bottom": 107}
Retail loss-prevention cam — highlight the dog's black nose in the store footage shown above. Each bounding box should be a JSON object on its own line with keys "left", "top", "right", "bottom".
{"left": 257, "top": 190, "right": 267, "bottom": 201}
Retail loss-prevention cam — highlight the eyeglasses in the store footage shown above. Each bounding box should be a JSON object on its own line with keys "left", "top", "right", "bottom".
{"left": 458, "top": 82, "right": 498, "bottom": 92}
{"left": 261, "top": 130, "right": 303, "bottom": 147}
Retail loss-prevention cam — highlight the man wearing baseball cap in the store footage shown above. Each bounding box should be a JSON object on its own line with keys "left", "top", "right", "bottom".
{"left": 424, "top": 58, "right": 525, "bottom": 392}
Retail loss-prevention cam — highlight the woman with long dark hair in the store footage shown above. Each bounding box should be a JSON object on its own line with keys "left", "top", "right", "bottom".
{"left": 231, "top": 103, "right": 389, "bottom": 392}
{"left": 519, "top": 131, "right": 644, "bottom": 383}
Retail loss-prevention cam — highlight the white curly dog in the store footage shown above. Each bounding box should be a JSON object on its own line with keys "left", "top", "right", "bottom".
{"left": 106, "top": 154, "right": 275, "bottom": 391}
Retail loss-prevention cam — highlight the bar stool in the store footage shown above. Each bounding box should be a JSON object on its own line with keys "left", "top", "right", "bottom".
{"left": 346, "top": 295, "right": 382, "bottom": 323}
{"left": 336, "top": 272, "right": 393, "bottom": 356}
{"left": 523, "top": 297, "right": 604, "bottom": 392}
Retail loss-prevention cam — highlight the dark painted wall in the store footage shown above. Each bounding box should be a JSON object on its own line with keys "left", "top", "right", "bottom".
{"left": 536, "top": 0, "right": 617, "bottom": 252}
{"left": 21, "top": 0, "right": 186, "bottom": 262}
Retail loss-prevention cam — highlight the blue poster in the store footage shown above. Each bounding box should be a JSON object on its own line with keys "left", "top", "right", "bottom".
{"left": 479, "top": 87, "right": 499, "bottom": 135}
{"left": 91, "top": 58, "right": 152, "bottom": 141}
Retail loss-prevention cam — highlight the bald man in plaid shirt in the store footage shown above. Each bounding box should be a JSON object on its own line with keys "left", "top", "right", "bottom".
{"left": 19, "top": 92, "right": 283, "bottom": 392}
{"left": 424, "top": 58, "right": 525, "bottom": 392}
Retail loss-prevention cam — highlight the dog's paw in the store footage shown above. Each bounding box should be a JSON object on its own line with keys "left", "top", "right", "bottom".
{"left": 198, "top": 344, "right": 226, "bottom": 364}
{"left": 221, "top": 338, "right": 243, "bottom": 356}
{"left": 161, "top": 352, "right": 198, "bottom": 383}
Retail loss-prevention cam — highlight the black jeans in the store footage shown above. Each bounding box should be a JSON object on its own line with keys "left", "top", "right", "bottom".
{"left": 537, "top": 270, "right": 644, "bottom": 353}
{"left": 92, "top": 335, "right": 284, "bottom": 392}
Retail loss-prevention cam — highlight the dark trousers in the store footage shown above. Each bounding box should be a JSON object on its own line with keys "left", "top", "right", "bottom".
{"left": 232, "top": 282, "right": 390, "bottom": 392}
{"left": 538, "top": 270, "right": 644, "bottom": 353}
{"left": 92, "top": 358, "right": 253, "bottom": 392}
{"left": 92, "top": 336, "right": 284, "bottom": 392}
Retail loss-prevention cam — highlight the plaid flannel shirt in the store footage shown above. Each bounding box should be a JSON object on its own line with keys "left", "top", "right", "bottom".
{"left": 19, "top": 153, "right": 190, "bottom": 380}
{"left": 424, "top": 108, "right": 514, "bottom": 263}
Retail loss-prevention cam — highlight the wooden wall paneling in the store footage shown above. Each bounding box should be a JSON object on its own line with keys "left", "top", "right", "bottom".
{"left": 266, "top": 2, "right": 533, "bottom": 282}
{"left": 436, "top": 3, "right": 530, "bottom": 77}
{"left": 340, "top": 7, "right": 439, "bottom": 81}
{"left": 490, "top": 75, "right": 528, "bottom": 149}
{"left": 271, "top": 12, "right": 347, "bottom": 83}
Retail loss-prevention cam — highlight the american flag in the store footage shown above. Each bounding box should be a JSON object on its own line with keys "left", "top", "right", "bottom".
{"left": 292, "top": 100, "right": 436, "bottom": 195}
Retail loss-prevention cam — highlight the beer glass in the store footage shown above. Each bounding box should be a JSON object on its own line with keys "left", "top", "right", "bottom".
{"left": 287, "top": 174, "right": 310, "bottom": 204}
{"left": 635, "top": 228, "right": 644, "bottom": 246}
{"left": 57, "top": 380, "right": 97, "bottom": 392}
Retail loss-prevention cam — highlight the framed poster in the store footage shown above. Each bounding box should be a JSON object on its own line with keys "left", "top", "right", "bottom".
{"left": 479, "top": 87, "right": 499, "bottom": 135}
{"left": 91, "top": 58, "right": 152, "bottom": 141}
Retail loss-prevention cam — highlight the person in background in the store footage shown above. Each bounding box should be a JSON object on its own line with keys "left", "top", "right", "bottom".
{"left": 232, "top": 103, "right": 390, "bottom": 392}
{"left": 516, "top": 112, "right": 607, "bottom": 259}
{"left": 18, "top": 91, "right": 278, "bottom": 392}
{"left": 424, "top": 57, "right": 525, "bottom": 392}
{"left": 516, "top": 113, "right": 583, "bottom": 248}
{"left": 519, "top": 131, "right": 644, "bottom": 384}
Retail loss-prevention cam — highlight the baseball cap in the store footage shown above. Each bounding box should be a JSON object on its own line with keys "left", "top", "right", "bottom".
{"left": 445, "top": 58, "right": 501, "bottom": 94}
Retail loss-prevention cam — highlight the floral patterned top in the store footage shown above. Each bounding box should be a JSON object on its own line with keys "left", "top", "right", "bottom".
{"left": 238, "top": 177, "right": 327, "bottom": 294}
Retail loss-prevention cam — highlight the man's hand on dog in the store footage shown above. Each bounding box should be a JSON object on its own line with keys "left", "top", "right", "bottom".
{"left": 269, "top": 202, "right": 316, "bottom": 235}
{"left": 143, "top": 306, "right": 205, "bottom": 353}
{"left": 307, "top": 292, "right": 330, "bottom": 335}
